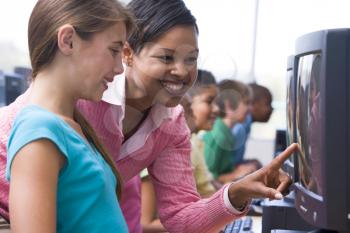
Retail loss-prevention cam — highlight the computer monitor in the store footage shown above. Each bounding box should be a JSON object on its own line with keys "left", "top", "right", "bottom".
{"left": 290, "top": 28, "right": 350, "bottom": 232}
{"left": 14, "top": 66, "right": 32, "bottom": 88}
{"left": 0, "top": 72, "right": 27, "bottom": 107}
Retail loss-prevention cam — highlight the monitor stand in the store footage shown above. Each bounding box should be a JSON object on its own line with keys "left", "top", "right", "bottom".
{"left": 262, "top": 191, "right": 316, "bottom": 233}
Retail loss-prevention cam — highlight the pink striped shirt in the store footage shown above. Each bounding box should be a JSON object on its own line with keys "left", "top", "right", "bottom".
{"left": 0, "top": 77, "right": 246, "bottom": 232}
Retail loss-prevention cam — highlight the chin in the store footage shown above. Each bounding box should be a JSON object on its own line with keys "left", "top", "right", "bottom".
{"left": 161, "top": 96, "right": 183, "bottom": 108}
{"left": 88, "top": 94, "right": 104, "bottom": 102}
{"left": 203, "top": 125, "right": 213, "bottom": 131}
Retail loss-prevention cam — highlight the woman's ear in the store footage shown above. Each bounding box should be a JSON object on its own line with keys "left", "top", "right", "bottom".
{"left": 123, "top": 42, "right": 134, "bottom": 67}
{"left": 57, "top": 24, "right": 75, "bottom": 55}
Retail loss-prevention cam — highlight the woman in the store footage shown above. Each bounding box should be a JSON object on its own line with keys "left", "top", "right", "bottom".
{"left": 5, "top": 0, "right": 134, "bottom": 232}
{"left": 78, "top": 0, "right": 296, "bottom": 232}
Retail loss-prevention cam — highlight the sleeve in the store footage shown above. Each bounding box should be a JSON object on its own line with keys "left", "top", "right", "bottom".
{"left": 6, "top": 109, "right": 69, "bottom": 181}
{"left": 231, "top": 124, "right": 247, "bottom": 164}
{"left": 190, "top": 137, "right": 215, "bottom": 193}
{"left": 147, "top": 113, "right": 246, "bottom": 233}
{"left": 203, "top": 132, "right": 226, "bottom": 178}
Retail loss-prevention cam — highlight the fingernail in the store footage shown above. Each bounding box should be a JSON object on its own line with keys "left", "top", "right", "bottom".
{"left": 275, "top": 193, "right": 283, "bottom": 199}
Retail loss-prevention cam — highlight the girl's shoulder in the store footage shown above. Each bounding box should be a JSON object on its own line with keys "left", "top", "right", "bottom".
{"left": 14, "top": 105, "right": 62, "bottom": 132}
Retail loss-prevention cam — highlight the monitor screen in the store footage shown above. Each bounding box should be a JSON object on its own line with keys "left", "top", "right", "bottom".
{"left": 296, "top": 53, "right": 322, "bottom": 196}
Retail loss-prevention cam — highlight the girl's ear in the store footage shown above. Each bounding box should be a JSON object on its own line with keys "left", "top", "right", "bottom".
{"left": 223, "top": 99, "right": 236, "bottom": 119}
{"left": 224, "top": 99, "right": 232, "bottom": 113}
{"left": 57, "top": 24, "right": 75, "bottom": 56}
{"left": 123, "top": 42, "right": 134, "bottom": 67}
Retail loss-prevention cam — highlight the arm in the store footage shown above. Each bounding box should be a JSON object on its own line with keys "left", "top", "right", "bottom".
{"left": 148, "top": 114, "right": 245, "bottom": 233}
{"left": 141, "top": 176, "right": 167, "bottom": 233}
{"left": 9, "top": 139, "right": 65, "bottom": 233}
{"left": 227, "top": 143, "right": 298, "bottom": 208}
{"left": 148, "top": 135, "right": 243, "bottom": 233}
{"left": 148, "top": 114, "right": 297, "bottom": 233}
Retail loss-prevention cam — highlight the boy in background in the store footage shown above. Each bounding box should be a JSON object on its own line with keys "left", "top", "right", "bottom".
{"left": 231, "top": 83, "right": 273, "bottom": 165}
{"left": 204, "top": 80, "right": 258, "bottom": 184}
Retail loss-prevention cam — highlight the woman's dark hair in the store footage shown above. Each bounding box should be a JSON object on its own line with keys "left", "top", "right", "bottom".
{"left": 127, "top": 0, "right": 198, "bottom": 53}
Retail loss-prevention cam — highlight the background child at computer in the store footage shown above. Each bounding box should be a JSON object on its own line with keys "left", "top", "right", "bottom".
{"left": 231, "top": 83, "right": 273, "bottom": 166}
{"left": 186, "top": 69, "right": 224, "bottom": 197}
{"left": 204, "top": 79, "right": 259, "bottom": 184}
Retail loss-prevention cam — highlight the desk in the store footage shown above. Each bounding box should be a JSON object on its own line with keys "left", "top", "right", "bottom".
{"left": 0, "top": 217, "right": 10, "bottom": 233}
{"left": 251, "top": 216, "right": 262, "bottom": 232}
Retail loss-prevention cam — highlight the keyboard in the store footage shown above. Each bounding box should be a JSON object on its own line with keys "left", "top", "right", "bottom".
{"left": 221, "top": 217, "right": 253, "bottom": 233}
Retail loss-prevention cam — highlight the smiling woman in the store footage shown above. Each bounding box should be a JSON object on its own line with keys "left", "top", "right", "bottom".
{"left": 124, "top": 25, "right": 199, "bottom": 108}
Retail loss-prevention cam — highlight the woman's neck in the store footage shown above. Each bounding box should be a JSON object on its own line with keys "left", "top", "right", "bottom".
{"left": 124, "top": 74, "right": 153, "bottom": 112}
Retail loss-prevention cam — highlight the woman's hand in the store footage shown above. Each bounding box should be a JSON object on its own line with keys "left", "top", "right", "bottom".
{"left": 227, "top": 143, "right": 298, "bottom": 209}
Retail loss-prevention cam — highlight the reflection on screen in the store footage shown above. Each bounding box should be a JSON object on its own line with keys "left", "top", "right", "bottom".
{"left": 296, "top": 53, "right": 322, "bottom": 196}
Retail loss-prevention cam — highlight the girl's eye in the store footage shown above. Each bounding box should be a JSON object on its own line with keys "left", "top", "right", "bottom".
{"left": 110, "top": 49, "right": 120, "bottom": 57}
{"left": 206, "top": 98, "right": 215, "bottom": 105}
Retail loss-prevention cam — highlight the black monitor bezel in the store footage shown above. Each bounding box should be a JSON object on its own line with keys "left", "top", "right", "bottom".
{"left": 285, "top": 55, "right": 299, "bottom": 183}
{"left": 292, "top": 28, "right": 350, "bottom": 231}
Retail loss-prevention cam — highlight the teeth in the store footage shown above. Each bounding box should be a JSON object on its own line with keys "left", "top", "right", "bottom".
{"left": 162, "top": 82, "right": 184, "bottom": 91}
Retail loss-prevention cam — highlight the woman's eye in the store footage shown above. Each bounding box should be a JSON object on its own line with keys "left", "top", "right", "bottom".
{"left": 158, "top": 55, "right": 174, "bottom": 63}
{"left": 185, "top": 57, "right": 198, "bottom": 65}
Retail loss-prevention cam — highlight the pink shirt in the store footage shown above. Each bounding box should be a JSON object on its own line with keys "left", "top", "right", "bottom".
{"left": 0, "top": 77, "right": 247, "bottom": 233}
{"left": 0, "top": 91, "right": 28, "bottom": 221}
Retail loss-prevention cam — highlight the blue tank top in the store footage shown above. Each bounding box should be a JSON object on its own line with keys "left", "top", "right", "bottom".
{"left": 6, "top": 105, "right": 128, "bottom": 233}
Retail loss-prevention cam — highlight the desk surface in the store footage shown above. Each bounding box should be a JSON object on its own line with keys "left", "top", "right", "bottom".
{"left": 251, "top": 216, "right": 262, "bottom": 232}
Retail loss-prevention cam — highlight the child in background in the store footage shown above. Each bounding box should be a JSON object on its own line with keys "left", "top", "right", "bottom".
{"left": 186, "top": 70, "right": 222, "bottom": 197}
{"left": 140, "top": 168, "right": 167, "bottom": 233}
{"left": 204, "top": 80, "right": 258, "bottom": 184}
{"left": 231, "top": 83, "right": 273, "bottom": 165}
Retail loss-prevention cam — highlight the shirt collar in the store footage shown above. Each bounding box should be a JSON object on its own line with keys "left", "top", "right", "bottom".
{"left": 102, "top": 73, "right": 125, "bottom": 107}
{"left": 102, "top": 73, "right": 174, "bottom": 128}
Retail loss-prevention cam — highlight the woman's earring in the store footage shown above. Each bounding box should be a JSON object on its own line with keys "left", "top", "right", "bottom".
{"left": 126, "top": 59, "right": 133, "bottom": 67}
